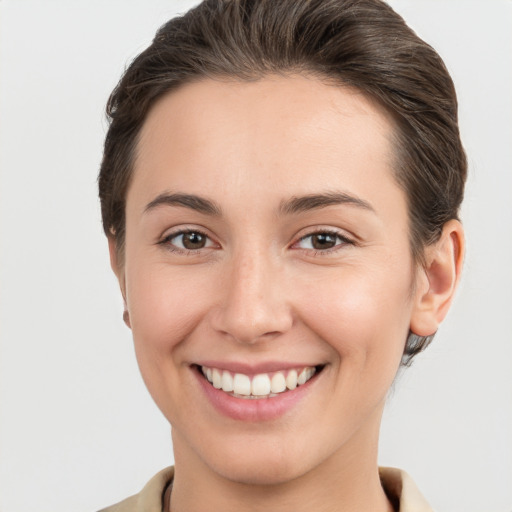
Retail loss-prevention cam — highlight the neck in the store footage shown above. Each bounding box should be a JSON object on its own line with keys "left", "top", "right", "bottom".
{"left": 168, "top": 413, "right": 394, "bottom": 512}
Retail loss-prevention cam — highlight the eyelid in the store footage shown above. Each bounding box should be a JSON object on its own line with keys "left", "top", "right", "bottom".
{"left": 157, "top": 226, "right": 220, "bottom": 253}
{"left": 291, "top": 227, "right": 355, "bottom": 253}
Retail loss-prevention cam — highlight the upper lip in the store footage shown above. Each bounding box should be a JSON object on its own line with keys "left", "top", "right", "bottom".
{"left": 194, "top": 360, "right": 323, "bottom": 375}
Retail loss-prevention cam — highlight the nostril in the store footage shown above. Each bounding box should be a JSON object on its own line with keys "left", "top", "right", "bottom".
{"left": 210, "top": 279, "right": 293, "bottom": 344}
{"left": 216, "top": 327, "right": 287, "bottom": 346}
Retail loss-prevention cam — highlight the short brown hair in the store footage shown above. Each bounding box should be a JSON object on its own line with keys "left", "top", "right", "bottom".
{"left": 99, "top": 0, "right": 467, "bottom": 364}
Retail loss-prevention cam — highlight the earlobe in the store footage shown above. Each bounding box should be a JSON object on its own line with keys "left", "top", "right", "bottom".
{"left": 410, "top": 219, "right": 465, "bottom": 336}
{"left": 122, "top": 309, "right": 132, "bottom": 328}
{"left": 108, "top": 236, "right": 131, "bottom": 329}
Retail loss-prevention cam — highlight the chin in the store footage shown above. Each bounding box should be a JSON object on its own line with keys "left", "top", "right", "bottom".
{"left": 213, "top": 457, "right": 305, "bottom": 486}
{"left": 196, "top": 433, "right": 320, "bottom": 486}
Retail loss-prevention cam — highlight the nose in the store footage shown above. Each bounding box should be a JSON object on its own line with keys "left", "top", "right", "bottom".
{"left": 211, "top": 248, "right": 293, "bottom": 345}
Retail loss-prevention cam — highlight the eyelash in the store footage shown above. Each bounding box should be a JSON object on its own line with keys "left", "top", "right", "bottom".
{"left": 292, "top": 230, "right": 354, "bottom": 255}
{"left": 158, "top": 228, "right": 215, "bottom": 255}
{"left": 158, "top": 228, "right": 354, "bottom": 255}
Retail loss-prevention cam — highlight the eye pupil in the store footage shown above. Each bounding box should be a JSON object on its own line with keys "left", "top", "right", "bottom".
{"left": 312, "top": 233, "right": 336, "bottom": 250}
{"left": 183, "top": 232, "right": 206, "bottom": 249}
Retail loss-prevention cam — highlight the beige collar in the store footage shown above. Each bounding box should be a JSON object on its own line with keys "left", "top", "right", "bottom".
{"left": 99, "top": 466, "right": 433, "bottom": 512}
{"left": 380, "top": 467, "right": 434, "bottom": 512}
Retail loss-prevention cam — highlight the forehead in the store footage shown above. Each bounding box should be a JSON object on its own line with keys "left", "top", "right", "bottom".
{"left": 130, "top": 75, "right": 402, "bottom": 217}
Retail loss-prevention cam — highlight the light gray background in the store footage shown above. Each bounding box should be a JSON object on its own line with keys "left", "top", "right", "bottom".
{"left": 0, "top": 1, "right": 511, "bottom": 511}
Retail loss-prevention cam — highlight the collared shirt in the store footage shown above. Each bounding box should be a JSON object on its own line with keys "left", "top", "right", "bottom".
{"left": 99, "top": 466, "right": 433, "bottom": 512}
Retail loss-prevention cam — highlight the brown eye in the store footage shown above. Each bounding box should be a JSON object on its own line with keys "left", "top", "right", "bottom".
{"left": 181, "top": 232, "right": 207, "bottom": 249}
{"left": 295, "top": 231, "right": 351, "bottom": 252}
{"left": 162, "top": 230, "right": 214, "bottom": 251}
{"left": 310, "top": 233, "right": 337, "bottom": 250}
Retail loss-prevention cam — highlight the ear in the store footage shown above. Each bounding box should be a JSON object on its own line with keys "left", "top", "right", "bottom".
{"left": 108, "top": 236, "right": 131, "bottom": 329}
{"left": 410, "top": 219, "right": 465, "bottom": 336}
{"left": 108, "top": 236, "right": 122, "bottom": 279}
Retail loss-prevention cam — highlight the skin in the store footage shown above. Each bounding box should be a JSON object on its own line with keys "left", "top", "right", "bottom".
{"left": 110, "top": 75, "right": 464, "bottom": 512}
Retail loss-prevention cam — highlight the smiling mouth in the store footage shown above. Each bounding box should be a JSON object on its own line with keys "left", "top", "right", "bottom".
{"left": 197, "top": 365, "right": 324, "bottom": 399}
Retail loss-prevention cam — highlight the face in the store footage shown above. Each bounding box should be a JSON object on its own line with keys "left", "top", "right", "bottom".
{"left": 118, "top": 75, "right": 422, "bottom": 485}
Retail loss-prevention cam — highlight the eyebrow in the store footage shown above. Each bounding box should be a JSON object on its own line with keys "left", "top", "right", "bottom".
{"left": 279, "top": 191, "right": 375, "bottom": 215}
{"left": 144, "top": 192, "right": 221, "bottom": 216}
{"left": 144, "top": 190, "right": 374, "bottom": 218}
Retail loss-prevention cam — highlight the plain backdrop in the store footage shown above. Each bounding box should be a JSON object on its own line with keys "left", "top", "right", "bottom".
{"left": 1, "top": 1, "right": 511, "bottom": 511}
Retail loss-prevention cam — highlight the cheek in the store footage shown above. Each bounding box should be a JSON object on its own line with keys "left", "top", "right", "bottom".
{"left": 126, "top": 263, "right": 217, "bottom": 355}
{"left": 295, "top": 262, "right": 412, "bottom": 370}
{"left": 124, "top": 262, "right": 220, "bottom": 418}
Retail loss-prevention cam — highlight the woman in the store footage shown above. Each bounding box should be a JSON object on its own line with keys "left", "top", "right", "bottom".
{"left": 98, "top": 0, "right": 465, "bottom": 510}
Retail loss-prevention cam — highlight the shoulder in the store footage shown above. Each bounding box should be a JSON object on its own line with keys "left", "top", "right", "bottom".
{"left": 98, "top": 467, "right": 174, "bottom": 512}
{"left": 379, "top": 467, "right": 434, "bottom": 512}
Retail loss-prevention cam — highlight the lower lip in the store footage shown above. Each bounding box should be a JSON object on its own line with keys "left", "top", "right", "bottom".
{"left": 193, "top": 367, "right": 320, "bottom": 422}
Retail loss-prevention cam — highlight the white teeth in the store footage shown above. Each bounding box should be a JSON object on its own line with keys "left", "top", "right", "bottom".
{"left": 221, "top": 371, "right": 233, "bottom": 392}
{"left": 212, "top": 368, "right": 222, "bottom": 389}
{"left": 251, "top": 374, "right": 271, "bottom": 396}
{"left": 201, "top": 365, "right": 318, "bottom": 397}
{"left": 233, "top": 373, "right": 251, "bottom": 396}
{"left": 270, "top": 372, "right": 287, "bottom": 393}
{"left": 286, "top": 369, "right": 298, "bottom": 390}
{"left": 297, "top": 368, "right": 308, "bottom": 385}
